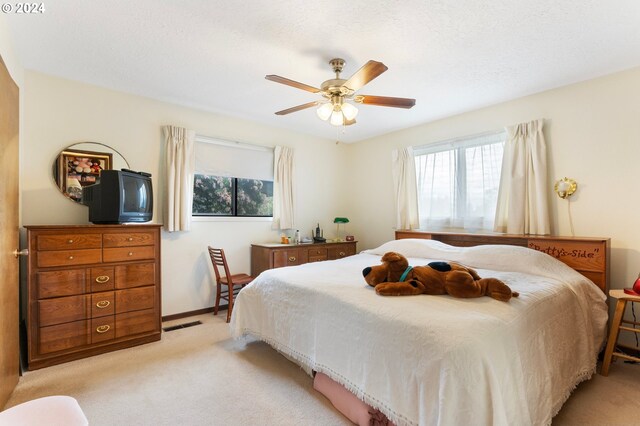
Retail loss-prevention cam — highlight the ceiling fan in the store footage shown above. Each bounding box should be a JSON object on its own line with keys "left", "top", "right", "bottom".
{"left": 266, "top": 58, "right": 416, "bottom": 127}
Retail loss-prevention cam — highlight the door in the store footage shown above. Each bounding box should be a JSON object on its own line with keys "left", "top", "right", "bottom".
{"left": 0, "top": 55, "right": 20, "bottom": 407}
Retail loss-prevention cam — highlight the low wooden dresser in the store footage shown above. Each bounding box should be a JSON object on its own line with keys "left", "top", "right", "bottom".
{"left": 25, "top": 224, "right": 162, "bottom": 369}
{"left": 251, "top": 241, "right": 357, "bottom": 277}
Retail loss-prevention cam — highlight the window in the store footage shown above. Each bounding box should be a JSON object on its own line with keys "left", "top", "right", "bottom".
{"left": 192, "top": 136, "right": 274, "bottom": 217}
{"left": 414, "top": 131, "right": 505, "bottom": 231}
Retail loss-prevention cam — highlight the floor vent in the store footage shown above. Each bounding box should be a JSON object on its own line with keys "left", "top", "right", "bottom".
{"left": 162, "top": 320, "right": 203, "bottom": 332}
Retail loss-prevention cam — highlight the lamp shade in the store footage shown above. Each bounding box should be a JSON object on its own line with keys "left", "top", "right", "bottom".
{"left": 341, "top": 102, "right": 358, "bottom": 120}
{"left": 316, "top": 103, "right": 333, "bottom": 121}
{"left": 330, "top": 110, "right": 344, "bottom": 126}
{"left": 333, "top": 217, "right": 350, "bottom": 223}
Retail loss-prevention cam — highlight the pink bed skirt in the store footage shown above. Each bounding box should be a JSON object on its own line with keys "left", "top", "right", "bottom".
{"left": 313, "top": 372, "right": 395, "bottom": 426}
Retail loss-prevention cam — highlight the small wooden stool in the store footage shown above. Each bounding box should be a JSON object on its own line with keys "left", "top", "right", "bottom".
{"left": 601, "top": 289, "right": 640, "bottom": 376}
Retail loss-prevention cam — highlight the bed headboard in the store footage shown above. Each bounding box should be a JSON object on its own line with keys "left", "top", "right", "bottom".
{"left": 395, "top": 231, "right": 610, "bottom": 293}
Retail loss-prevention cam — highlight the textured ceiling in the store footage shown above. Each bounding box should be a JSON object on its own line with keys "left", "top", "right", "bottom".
{"left": 5, "top": 0, "right": 640, "bottom": 142}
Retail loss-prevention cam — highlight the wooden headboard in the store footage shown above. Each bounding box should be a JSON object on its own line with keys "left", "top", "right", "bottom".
{"left": 395, "top": 231, "right": 610, "bottom": 293}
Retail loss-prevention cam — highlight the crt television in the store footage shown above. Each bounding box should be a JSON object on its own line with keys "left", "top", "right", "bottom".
{"left": 82, "top": 169, "right": 153, "bottom": 224}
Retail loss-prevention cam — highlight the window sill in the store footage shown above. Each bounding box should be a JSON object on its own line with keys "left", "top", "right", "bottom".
{"left": 192, "top": 216, "right": 273, "bottom": 223}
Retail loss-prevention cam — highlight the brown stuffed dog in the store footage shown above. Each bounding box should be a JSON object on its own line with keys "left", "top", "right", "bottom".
{"left": 362, "top": 252, "right": 519, "bottom": 302}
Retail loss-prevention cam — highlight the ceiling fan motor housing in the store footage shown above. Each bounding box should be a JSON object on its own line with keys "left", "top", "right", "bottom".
{"left": 321, "top": 79, "right": 353, "bottom": 97}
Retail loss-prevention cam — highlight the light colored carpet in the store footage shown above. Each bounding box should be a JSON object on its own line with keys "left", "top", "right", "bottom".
{"left": 5, "top": 313, "right": 640, "bottom": 425}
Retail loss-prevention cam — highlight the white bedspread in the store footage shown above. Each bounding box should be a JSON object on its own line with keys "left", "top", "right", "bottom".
{"left": 231, "top": 239, "right": 608, "bottom": 426}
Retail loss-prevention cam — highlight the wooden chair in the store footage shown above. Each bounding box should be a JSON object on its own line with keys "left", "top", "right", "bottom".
{"left": 601, "top": 289, "right": 640, "bottom": 375}
{"left": 207, "top": 247, "right": 253, "bottom": 323}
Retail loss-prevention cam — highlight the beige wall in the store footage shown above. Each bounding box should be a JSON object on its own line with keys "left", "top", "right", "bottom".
{"left": 21, "top": 71, "right": 348, "bottom": 315}
{"left": 19, "top": 63, "right": 640, "bottom": 321}
{"left": 0, "top": 14, "right": 22, "bottom": 86}
{"left": 345, "top": 67, "right": 640, "bottom": 332}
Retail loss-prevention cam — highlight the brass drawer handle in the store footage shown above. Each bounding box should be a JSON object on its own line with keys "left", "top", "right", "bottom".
{"left": 95, "top": 275, "right": 110, "bottom": 283}
{"left": 128, "top": 252, "right": 134, "bottom": 256}
{"left": 96, "top": 325, "right": 110, "bottom": 333}
{"left": 68, "top": 255, "right": 74, "bottom": 260}
{"left": 128, "top": 237, "right": 133, "bottom": 241}
{"left": 339, "top": 251, "right": 346, "bottom": 256}
{"left": 67, "top": 239, "right": 74, "bottom": 244}
{"left": 288, "top": 256, "right": 296, "bottom": 262}
{"left": 96, "top": 300, "right": 110, "bottom": 309}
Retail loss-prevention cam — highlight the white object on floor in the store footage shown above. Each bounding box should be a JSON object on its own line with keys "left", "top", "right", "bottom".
{"left": 0, "top": 395, "right": 88, "bottom": 426}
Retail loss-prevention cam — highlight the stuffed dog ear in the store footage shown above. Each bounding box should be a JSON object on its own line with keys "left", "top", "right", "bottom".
{"left": 381, "top": 252, "right": 404, "bottom": 263}
{"left": 381, "top": 252, "right": 409, "bottom": 281}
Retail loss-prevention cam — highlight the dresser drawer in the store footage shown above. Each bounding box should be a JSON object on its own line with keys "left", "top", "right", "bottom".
{"left": 38, "top": 295, "right": 88, "bottom": 327}
{"left": 116, "top": 308, "right": 157, "bottom": 338}
{"left": 115, "top": 286, "right": 155, "bottom": 314}
{"left": 37, "top": 233, "right": 102, "bottom": 251}
{"left": 273, "top": 249, "right": 302, "bottom": 268}
{"left": 90, "top": 267, "right": 115, "bottom": 292}
{"left": 103, "top": 246, "right": 155, "bottom": 263}
{"left": 307, "top": 247, "right": 328, "bottom": 258}
{"left": 328, "top": 245, "right": 356, "bottom": 260}
{"left": 308, "top": 255, "right": 328, "bottom": 263}
{"left": 91, "top": 316, "right": 115, "bottom": 344}
{"left": 37, "top": 249, "right": 102, "bottom": 268}
{"left": 39, "top": 320, "right": 89, "bottom": 354}
{"left": 115, "top": 262, "right": 156, "bottom": 289}
{"left": 103, "top": 232, "right": 156, "bottom": 248}
{"left": 37, "top": 269, "right": 86, "bottom": 298}
{"left": 308, "top": 245, "right": 328, "bottom": 262}
{"left": 91, "top": 291, "right": 115, "bottom": 318}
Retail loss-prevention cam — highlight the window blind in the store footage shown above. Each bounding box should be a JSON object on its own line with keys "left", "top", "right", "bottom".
{"left": 194, "top": 135, "right": 274, "bottom": 181}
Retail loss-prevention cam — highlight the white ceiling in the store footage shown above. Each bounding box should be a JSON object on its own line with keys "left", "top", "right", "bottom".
{"left": 5, "top": 0, "right": 640, "bottom": 143}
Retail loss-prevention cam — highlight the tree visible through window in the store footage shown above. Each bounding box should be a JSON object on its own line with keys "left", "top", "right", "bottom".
{"left": 193, "top": 174, "right": 273, "bottom": 217}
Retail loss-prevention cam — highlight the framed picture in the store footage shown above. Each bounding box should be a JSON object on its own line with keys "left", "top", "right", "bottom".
{"left": 57, "top": 149, "right": 112, "bottom": 201}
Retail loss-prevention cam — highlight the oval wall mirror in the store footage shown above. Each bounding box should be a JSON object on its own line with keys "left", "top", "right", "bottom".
{"left": 51, "top": 141, "right": 130, "bottom": 204}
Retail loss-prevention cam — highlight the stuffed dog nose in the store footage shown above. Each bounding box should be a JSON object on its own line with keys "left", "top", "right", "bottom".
{"left": 362, "top": 267, "right": 372, "bottom": 277}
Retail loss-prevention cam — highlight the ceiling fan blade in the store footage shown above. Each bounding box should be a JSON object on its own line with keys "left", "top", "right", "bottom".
{"left": 265, "top": 75, "right": 321, "bottom": 93}
{"left": 344, "top": 118, "right": 356, "bottom": 126}
{"left": 274, "top": 101, "right": 320, "bottom": 115}
{"left": 342, "top": 60, "right": 388, "bottom": 92}
{"left": 356, "top": 95, "right": 416, "bottom": 109}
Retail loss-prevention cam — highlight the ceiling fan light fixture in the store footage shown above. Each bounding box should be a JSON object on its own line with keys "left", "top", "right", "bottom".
{"left": 341, "top": 102, "right": 358, "bottom": 121}
{"left": 330, "top": 110, "right": 344, "bottom": 126}
{"left": 316, "top": 102, "right": 333, "bottom": 121}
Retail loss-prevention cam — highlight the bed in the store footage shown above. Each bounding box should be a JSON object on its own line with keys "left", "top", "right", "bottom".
{"left": 231, "top": 232, "right": 609, "bottom": 426}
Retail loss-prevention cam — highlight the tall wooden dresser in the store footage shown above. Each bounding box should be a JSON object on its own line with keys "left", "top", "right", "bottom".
{"left": 25, "top": 224, "right": 162, "bottom": 369}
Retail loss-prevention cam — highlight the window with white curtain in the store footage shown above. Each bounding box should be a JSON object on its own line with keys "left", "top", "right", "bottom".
{"left": 414, "top": 131, "right": 506, "bottom": 231}
{"left": 192, "top": 136, "right": 274, "bottom": 217}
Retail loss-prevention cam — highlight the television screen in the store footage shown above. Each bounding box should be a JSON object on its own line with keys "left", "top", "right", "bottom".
{"left": 122, "top": 174, "right": 152, "bottom": 214}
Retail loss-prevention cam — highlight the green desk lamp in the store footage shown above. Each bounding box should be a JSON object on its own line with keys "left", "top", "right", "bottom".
{"left": 333, "top": 217, "right": 349, "bottom": 242}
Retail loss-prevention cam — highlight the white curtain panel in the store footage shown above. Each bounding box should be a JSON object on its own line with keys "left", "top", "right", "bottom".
{"left": 163, "top": 125, "right": 195, "bottom": 232}
{"left": 392, "top": 147, "right": 420, "bottom": 230}
{"left": 271, "top": 146, "right": 294, "bottom": 230}
{"left": 494, "top": 119, "right": 550, "bottom": 235}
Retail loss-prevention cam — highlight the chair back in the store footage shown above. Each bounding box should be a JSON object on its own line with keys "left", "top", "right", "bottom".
{"left": 208, "top": 247, "right": 232, "bottom": 284}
